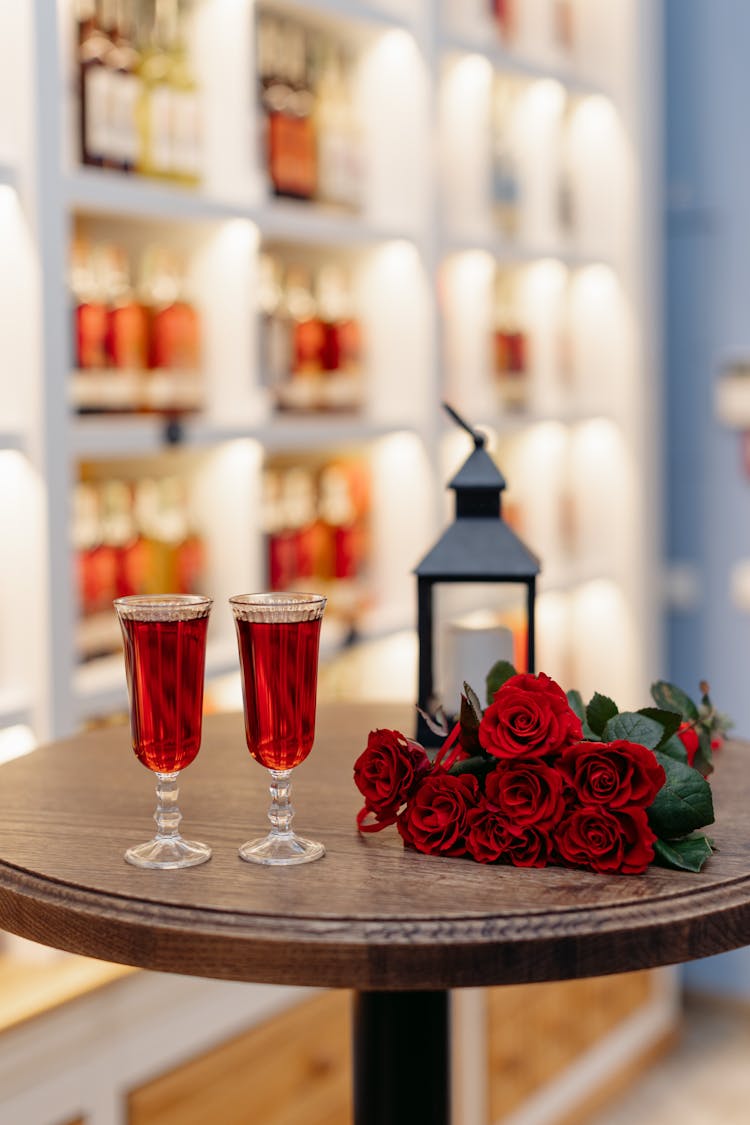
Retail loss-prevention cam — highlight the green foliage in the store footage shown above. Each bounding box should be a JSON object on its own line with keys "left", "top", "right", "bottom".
{"left": 653, "top": 835, "right": 714, "bottom": 873}
{"left": 648, "top": 752, "right": 715, "bottom": 839}
{"left": 603, "top": 712, "right": 665, "bottom": 750}
{"left": 637, "top": 708, "right": 682, "bottom": 744}
{"left": 651, "top": 680, "right": 700, "bottom": 721}
{"left": 486, "top": 660, "right": 517, "bottom": 704}
{"left": 586, "top": 692, "right": 618, "bottom": 737}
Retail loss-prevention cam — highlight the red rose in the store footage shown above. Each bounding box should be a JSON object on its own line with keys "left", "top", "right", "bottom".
{"left": 678, "top": 723, "right": 700, "bottom": 767}
{"left": 503, "top": 822, "right": 553, "bottom": 868}
{"left": 485, "top": 759, "right": 566, "bottom": 828}
{"left": 557, "top": 805, "right": 656, "bottom": 875}
{"left": 559, "top": 740, "right": 665, "bottom": 810}
{"left": 479, "top": 672, "right": 582, "bottom": 761}
{"left": 466, "top": 803, "right": 510, "bottom": 864}
{"left": 398, "top": 772, "right": 479, "bottom": 857}
{"left": 354, "top": 729, "right": 431, "bottom": 825}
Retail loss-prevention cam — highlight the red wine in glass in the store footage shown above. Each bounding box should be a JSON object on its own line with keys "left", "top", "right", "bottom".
{"left": 121, "top": 614, "right": 209, "bottom": 773}
{"left": 235, "top": 616, "right": 322, "bottom": 771}
{"left": 230, "top": 592, "right": 326, "bottom": 866}
{"left": 115, "top": 594, "right": 213, "bottom": 869}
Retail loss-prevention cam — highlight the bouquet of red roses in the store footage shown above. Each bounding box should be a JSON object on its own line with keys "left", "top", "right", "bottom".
{"left": 354, "top": 662, "right": 731, "bottom": 875}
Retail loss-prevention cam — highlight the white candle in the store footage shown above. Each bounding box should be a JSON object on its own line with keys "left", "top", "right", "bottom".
{"left": 441, "top": 618, "right": 515, "bottom": 717}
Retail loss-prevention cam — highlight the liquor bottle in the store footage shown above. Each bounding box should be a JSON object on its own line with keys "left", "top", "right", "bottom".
{"left": 167, "top": 0, "right": 202, "bottom": 184}
{"left": 133, "top": 476, "right": 173, "bottom": 592}
{"left": 491, "top": 0, "right": 515, "bottom": 41}
{"left": 101, "top": 478, "right": 147, "bottom": 597}
{"left": 73, "top": 481, "right": 118, "bottom": 617}
{"left": 104, "top": 243, "right": 148, "bottom": 374}
{"left": 316, "top": 264, "right": 362, "bottom": 412}
{"left": 491, "top": 78, "right": 520, "bottom": 237}
{"left": 284, "top": 264, "right": 324, "bottom": 411}
{"left": 285, "top": 468, "right": 318, "bottom": 584}
{"left": 552, "top": 0, "right": 574, "bottom": 52}
{"left": 257, "top": 252, "right": 292, "bottom": 403}
{"left": 315, "top": 41, "right": 361, "bottom": 210}
{"left": 319, "top": 463, "right": 362, "bottom": 626}
{"left": 136, "top": 0, "right": 172, "bottom": 178}
{"left": 159, "top": 477, "right": 204, "bottom": 594}
{"left": 266, "top": 21, "right": 317, "bottom": 200}
{"left": 78, "top": 0, "right": 115, "bottom": 166}
{"left": 106, "top": 0, "right": 142, "bottom": 172}
{"left": 263, "top": 470, "right": 296, "bottom": 590}
{"left": 71, "top": 237, "right": 108, "bottom": 371}
{"left": 144, "top": 248, "right": 201, "bottom": 410}
{"left": 493, "top": 274, "right": 528, "bottom": 410}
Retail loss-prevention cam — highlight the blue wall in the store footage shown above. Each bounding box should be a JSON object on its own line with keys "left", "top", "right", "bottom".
{"left": 666, "top": 0, "right": 750, "bottom": 993}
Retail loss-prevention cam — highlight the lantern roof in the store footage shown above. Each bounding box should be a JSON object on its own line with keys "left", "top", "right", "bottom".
{"left": 414, "top": 517, "right": 540, "bottom": 579}
{"left": 414, "top": 402, "right": 540, "bottom": 580}
{"left": 448, "top": 444, "right": 507, "bottom": 493}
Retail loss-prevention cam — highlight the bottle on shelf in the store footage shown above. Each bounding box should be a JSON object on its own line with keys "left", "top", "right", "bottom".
{"left": 136, "top": 0, "right": 173, "bottom": 179}
{"left": 263, "top": 470, "right": 297, "bottom": 591}
{"left": 319, "top": 462, "right": 367, "bottom": 630}
{"left": 315, "top": 43, "right": 363, "bottom": 212}
{"left": 78, "top": 0, "right": 115, "bottom": 167}
{"left": 552, "top": 0, "right": 574, "bottom": 53}
{"left": 71, "top": 237, "right": 109, "bottom": 373}
{"left": 283, "top": 263, "right": 324, "bottom": 411}
{"left": 491, "top": 77, "right": 521, "bottom": 238}
{"left": 317, "top": 264, "right": 363, "bottom": 412}
{"left": 103, "top": 243, "right": 148, "bottom": 374}
{"left": 493, "top": 273, "right": 529, "bottom": 410}
{"left": 101, "top": 478, "right": 148, "bottom": 598}
{"left": 143, "top": 247, "right": 203, "bottom": 411}
{"left": 166, "top": 0, "right": 202, "bottom": 184}
{"left": 105, "top": 0, "right": 142, "bottom": 172}
{"left": 490, "top": 0, "right": 515, "bottom": 43}
{"left": 264, "top": 19, "right": 317, "bottom": 201}
{"left": 257, "top": 252, "right": 292, "bottom": 403}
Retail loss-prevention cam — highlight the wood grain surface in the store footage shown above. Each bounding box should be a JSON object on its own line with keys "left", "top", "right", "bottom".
{"left": 0, "top": 705, "right": 748, "bottom": 990}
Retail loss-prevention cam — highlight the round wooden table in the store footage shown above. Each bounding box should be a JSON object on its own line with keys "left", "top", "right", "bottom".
{"left": 0, "top": 704, "right": 749, "bottom": 1124}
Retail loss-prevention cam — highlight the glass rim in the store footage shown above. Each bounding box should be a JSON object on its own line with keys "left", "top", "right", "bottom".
{"left": 114, "top": 594, "right": 213, "bottom": 622}
{"left": 229, "top": 591, "right": 327, "bottom": 623}
{"left": 229, "top": 592, "right": 327, "bottom": 608}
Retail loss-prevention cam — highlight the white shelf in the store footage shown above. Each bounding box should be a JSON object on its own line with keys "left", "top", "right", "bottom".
{"left": 0, "top": 430, "right": 25, "bottom": 453}
{"left": 265, "top": 0, "right": 418, "bottom": 35}
{"left": 445, "top": 232, "right": 614, "bottom": 270}
{"left": 71, "top": 415, "right": 420, "bottom": 460}
{"left": 0, "top": 688, "right": 31, "bottom": 730}
{"left": 0, "top": 162, "right": 16, "bottom": 191}
{"left": 66, "top": 169, "right": 421, "bottom": 248}
{"left": 440, "top": 33, "right": 611, "bottom": 99}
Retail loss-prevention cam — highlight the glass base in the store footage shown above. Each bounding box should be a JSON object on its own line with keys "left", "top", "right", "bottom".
{"left": 238, "top": 832, "right": 325, "bottom": 866}
{"left": 125, "top": 836, "right": 212, "bottom": 870}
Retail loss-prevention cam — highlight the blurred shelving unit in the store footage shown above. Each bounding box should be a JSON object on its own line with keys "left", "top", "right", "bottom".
{"left": 0, "top": 2, "right": 671, "bottom": 1123}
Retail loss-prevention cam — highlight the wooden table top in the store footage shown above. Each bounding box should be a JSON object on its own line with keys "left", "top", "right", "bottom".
{"left": 0, "top": 704, "right": 749, "bottom": 991}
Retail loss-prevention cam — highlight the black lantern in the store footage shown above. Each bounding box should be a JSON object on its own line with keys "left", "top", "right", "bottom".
{"left": 415, "top": 405, "right": 540, "bottom": 745}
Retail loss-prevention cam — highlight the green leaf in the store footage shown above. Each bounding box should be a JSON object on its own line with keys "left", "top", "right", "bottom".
{"left": 648, "top": 753, "right": 715, "bottom": 838}
{"left": 603, "top": 712, "right": 665, "bottom": 750}
{"left": 449, "top": 755, "right": 493, "bottom": 779}
{"left": 657, "top": 733, "right": 689, "bottom": 764}
{"left": 692, "top": 728, "right": 714, "bottom": 778}
{"left": 637, "top": 708, "right": 683, "bottom": 744}
{"left": 586, "top": 692, "right": 618, "bottom": 736}
{"left": 653, "top": 835, "right": 714, "bottom": 873}
{"left": 650, "top": 681, "right": 700, "bottom": 722}
{"left": 486, "top": 660, "right": 517, "bottom": 704}
{"left": 567, "top": 690, "right": 585, "bottom": 721}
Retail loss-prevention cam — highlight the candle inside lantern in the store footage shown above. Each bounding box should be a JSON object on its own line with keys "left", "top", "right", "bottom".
{"left": 441, "top": 613, "right": 515, "bottom": 717}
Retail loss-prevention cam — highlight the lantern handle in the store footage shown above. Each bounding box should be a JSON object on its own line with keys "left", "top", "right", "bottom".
{"left": 441, "top": 402, "right": 486, "bottom": 447}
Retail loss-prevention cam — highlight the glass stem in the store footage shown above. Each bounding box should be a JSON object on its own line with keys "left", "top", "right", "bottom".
{"left": 268, "top": 769, "right": 294, "bottom": 837}
{"left": 154, "top": 771, "right": 182, "bottom": 840}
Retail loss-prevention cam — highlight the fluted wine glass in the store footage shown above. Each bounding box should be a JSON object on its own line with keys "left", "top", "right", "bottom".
{"left": 230, "top": 592, "right": 327, "bottom": 865}
{"left": 115, "top": 594, "right": 213, "bottom": 869}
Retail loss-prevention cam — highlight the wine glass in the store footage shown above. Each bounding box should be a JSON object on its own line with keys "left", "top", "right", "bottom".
{"left": 114, "top": 594, "right": 213, "bottom": 869}
{"left": 229, "top": 592, "right": 327, "bottom": 865}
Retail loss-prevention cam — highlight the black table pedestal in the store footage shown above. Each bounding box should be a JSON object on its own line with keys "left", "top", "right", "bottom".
{"left": 353, "top": 990, "right": 450, "bottom": 1125}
